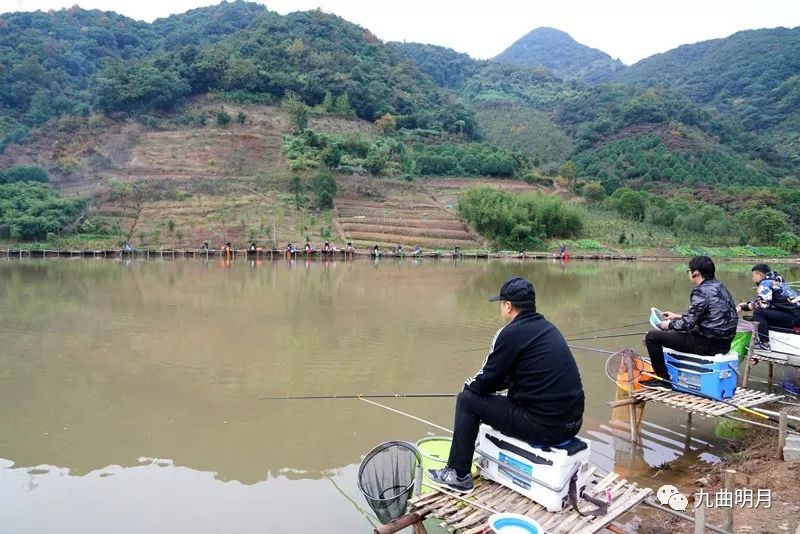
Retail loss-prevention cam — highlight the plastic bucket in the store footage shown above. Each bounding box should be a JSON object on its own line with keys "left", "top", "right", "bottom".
{"left": 416, "top": 436, "right": 477, "bottom": 493}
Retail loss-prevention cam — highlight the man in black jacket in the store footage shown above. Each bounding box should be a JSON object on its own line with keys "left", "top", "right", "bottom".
{"left": 427, "top": 277, "right": 585, "bottom": 493}
{"left": 645, "top": 256, "right": 738, "bottom": 382}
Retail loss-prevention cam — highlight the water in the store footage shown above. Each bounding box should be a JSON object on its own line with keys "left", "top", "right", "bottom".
{"left": 0, "top": 257, "right": 795, "bottom": 532}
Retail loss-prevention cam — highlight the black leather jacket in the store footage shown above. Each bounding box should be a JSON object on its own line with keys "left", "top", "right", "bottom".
{"left": 670, "top": 278, "right": 738, "bottom": 341}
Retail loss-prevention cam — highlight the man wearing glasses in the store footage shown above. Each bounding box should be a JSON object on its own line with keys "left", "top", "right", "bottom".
{"left": 644, "top": 256, "right": 738, "bottom": 383}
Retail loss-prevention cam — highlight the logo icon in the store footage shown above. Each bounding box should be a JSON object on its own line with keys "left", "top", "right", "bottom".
{"left": 657, "top": 485, "right": 688, "bottom": 511}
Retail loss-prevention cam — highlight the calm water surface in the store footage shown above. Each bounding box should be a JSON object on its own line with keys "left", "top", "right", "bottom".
{"left": 1, "top": 258, "right": 796, "bottom": 532}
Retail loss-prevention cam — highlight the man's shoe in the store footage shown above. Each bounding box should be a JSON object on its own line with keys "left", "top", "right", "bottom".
{"left": 426, "top": 467, "right": 474, "bottom": 494}
{"left": 754, "top": 341, "right": 771, "bottom": 352}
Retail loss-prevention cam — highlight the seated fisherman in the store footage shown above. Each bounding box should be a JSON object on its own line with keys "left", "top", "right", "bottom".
{"left": 427, "top": 277, "right": 585, "bottom": 494}
{"left": 737, "top": 263, "right": 800, "bottom": 351}
{"left": 645, "top": 256, "right": 737, "bottom": 382}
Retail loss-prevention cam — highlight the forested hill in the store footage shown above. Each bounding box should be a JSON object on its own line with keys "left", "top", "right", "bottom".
{"left": 0, "top": 1, "right": 475, "bottom": 136}
{"left": 611, "top": 27, "right": 800, "bottom": 167}
{"left": 492, "top": 27, "right": 625, "bottom": 82}
{"left": 0, "top": 1, "right": 269, "bottom": 124}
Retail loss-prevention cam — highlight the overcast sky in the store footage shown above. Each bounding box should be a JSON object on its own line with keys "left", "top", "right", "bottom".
{"left": 5, "top": 0, "right": 800, "bottom": 64}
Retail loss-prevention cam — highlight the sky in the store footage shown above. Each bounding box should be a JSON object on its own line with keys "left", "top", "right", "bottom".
{"left": 4, "top": 0, "right": 800, "bottom": 64}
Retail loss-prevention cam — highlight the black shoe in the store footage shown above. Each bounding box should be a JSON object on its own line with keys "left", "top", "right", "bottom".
{"left": 426, "top": 467, "right": 474, "bottom": 494}
{"left": 754, "top": 341, "right": 771, "bottom": 352}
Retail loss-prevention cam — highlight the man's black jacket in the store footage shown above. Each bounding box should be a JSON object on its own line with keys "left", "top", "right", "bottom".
{"left": 669, "top": 278, "right": 738, "bottom": 341}
{"left": 465, "top": 310, "right": 584, "bottom": 426}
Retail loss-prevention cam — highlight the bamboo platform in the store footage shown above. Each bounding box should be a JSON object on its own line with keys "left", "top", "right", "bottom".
{"left": 751, "top": 348, "right": 800, "bottom": 366}
{"left": 0, "top": 249, "right": 637, "bottom": 261}
{"left": 405, "top": 469, "right": 651, "bottom": 534}
{"left": 630, "top": 387, "right": 782, "bottom": 417}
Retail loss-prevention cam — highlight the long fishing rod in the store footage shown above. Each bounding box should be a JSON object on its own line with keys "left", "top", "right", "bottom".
{"left": 566, "top": 331, "right": 648, "bottom": 342}
{"left": 256, "top": 392, "right": 456, "bottom": 401}
{"left": 567, "top": 319, "right": 650, "bottom": 337}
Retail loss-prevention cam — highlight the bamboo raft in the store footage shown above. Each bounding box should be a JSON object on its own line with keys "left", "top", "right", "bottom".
{"left": 402, "top": 469, "right": 651, "bottom": 534}
{"left": 630, "top": 387, "right": 782, "bottom": 417}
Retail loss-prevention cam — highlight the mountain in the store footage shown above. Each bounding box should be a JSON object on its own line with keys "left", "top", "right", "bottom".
{"left": 492, "top": 27, "right": 625, "bottom": 81}
{"left": 612, "top": 27, "right": 800, "bottom": 170}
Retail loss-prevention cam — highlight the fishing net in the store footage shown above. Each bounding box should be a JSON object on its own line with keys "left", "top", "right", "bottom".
{"left": 357, "top": 441, "right": 421, "bottom": 524}
{"left": 604, "top": 348, "right": 657, "bottom": 391}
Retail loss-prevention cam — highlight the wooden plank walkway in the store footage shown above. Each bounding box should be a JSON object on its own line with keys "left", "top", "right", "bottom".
{"left": 408, "top": 469, "right": 651, "bottom": 534}
{"left": 631, "top": 387, "right": 782, "bottom": 417}
{"left": 0, "top": 249, "right": 637, "bottom": 261}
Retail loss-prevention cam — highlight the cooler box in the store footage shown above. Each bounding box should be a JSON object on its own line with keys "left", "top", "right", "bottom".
{"left": 664, "top": 349, "right": 738, "bottom": 400}
{"left": 475, "top": 425, "right": 591, "bottom": 512}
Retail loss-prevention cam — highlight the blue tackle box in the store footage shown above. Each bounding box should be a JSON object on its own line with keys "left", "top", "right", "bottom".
{"left": 663, "top": 349, "right": 738, "bottom": 400}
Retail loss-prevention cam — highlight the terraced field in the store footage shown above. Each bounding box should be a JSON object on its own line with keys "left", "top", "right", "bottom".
{"left": 334, "top": 180, "right": 484, "bottom": 250}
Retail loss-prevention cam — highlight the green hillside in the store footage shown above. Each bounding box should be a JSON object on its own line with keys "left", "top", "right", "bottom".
{"left": 492, "top": 27, "right": 625, "bottom": 82}
{"left": 613, "top": 27, "right": 800, "bottom": 172}
{"left": 0, "top": 3, "right": 798, "bottom": 253}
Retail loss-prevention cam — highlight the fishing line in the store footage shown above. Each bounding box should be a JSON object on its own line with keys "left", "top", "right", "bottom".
{"left": 358, "top": 397, "right": 454, "bottom": 434}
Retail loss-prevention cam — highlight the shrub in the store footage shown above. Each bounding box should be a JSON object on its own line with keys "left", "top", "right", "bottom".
{"left": 236, "top": 111, "right": 246, "bottom": 124}
{"left": 0, "top": 165, "right": 49, "bottom": 184}
{"left": 217, "top": 110, "right": 231, "bottom": 127}
{"left": 0, "top": 182, "right": 86, "bottom": 240}
{"left": 458, "top": 186, "right": 582, "bottom": 249}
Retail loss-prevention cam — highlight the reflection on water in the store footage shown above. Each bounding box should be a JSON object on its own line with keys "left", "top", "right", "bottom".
{"left": 1, "top": 258, "right": 796, "bottom": 532}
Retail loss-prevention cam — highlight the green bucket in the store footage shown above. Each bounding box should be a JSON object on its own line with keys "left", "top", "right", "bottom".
{"left": 416, "top": 436, "right": 477, "bottom": 493}
{"left": 731, "top": 331, "right": 753, "bottom": 361}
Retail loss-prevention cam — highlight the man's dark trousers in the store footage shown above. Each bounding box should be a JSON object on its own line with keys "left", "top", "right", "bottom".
{"left": 447, "top": 389, "right": 581, "bottom": 477}
{"left": 644, "top": 329, "right": 732, "bottom": 381}
{"left": 753, "top": 308, "right": 799, "bottom": 344}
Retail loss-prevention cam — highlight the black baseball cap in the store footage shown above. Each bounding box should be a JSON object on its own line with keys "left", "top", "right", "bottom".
{"left": 488, "top": 276, "right": 535, "bottom": 307}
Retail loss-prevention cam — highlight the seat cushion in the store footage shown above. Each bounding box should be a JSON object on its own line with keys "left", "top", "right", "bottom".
{"left": 530, "top": 437, "right": 588, "bottom": 456}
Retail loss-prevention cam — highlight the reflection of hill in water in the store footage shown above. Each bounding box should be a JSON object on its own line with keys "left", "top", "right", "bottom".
{"left": 0, "top": 259, "right": 793, "bottom": 483}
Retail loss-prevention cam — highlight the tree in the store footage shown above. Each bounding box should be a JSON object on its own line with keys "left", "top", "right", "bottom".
{"left": 281, "top": 92, "right": 309, "bottom": 133}
{"left": 288, "top": 176, "right": 304, "bottom": 209}
{"left": 375, "top": 113, "right": 397, "bottom": 136}
{"left": 313, "top": 170, "right": 338, "bottom": 209}
{"left": 615, "top": 190, "right": 647, "bottom": 221}
{"left": 735, "top": 208, "right": 789, "bottom": 243}
{"left": 559, "top": 161, "right": 578, "bottom": 193}
{"left": 334, "top": 92, "right": 354, "bottom": 116}
{"left": 582, "top": 181, "right": 606, "bottom": 202}
{"left": 0, "top": 165, "right": 48, "bottom": 184}
{"left": 319, "top": 91, "right": 334, "bottom": 112}
{"left": 216, "top": 110, "right": 231, "bottom": 127}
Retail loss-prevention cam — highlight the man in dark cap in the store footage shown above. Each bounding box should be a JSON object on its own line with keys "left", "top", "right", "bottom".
{"left": 426, "top": 276, "right": 585, "bottom": 493}
{"left": 737, "top": 263, "right": 800, "bottom": 350}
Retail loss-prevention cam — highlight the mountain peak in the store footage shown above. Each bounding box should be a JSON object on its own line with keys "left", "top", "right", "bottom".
{"left": 493, "top": 27, "right": 624, "bottom": 82}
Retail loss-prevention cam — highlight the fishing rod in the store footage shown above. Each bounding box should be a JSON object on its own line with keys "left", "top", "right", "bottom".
{"left": 566, "top": 331, "right": 648, "bottom": 342}
{"left": 256, "top": 392, "right": 456, "bottom": 401}
{"left": 567, "top": 319, "right": 650, "bottom": 337}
